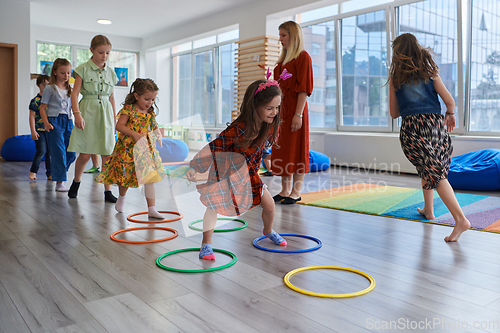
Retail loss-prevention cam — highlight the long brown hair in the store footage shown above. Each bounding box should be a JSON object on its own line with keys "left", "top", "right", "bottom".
{"left": 124, "top": 78, "right": 159, "bottom": 114}
{"left": 233, "top": 80, "right": 281, "bottom": 149}
{"left": 389, "top": 33, "right": 439, "bottom": 90}
{"left": 49, "top": 58, "right": 72, "bottom": 97}
{"left": 277, "top": 21, "right": 304, "bottom": 65}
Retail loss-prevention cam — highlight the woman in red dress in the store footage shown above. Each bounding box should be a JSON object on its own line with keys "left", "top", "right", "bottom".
{"left": 272, "top": 21, "right": 313, "bottom": 204}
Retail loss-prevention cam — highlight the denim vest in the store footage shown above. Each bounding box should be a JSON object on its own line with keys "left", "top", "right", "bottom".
{"left": 395, "top": 79, "right": 442, "bottom": 118}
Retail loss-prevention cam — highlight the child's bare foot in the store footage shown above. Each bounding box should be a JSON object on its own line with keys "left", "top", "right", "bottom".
{"left": 29, "top": 172, "right": 37, "bottom": 180}
{"left": 47, "top": 176, "right": 52, "bottom": 181}
{"left": 417, "top": 207, "right": 435, "bottom": 220}
{"left": 444, "top": 217, "right": 470, "bottom": 242}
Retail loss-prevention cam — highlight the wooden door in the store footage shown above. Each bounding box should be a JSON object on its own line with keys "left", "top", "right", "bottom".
{"left": 0, "top": 43, "right": 18, "bottom": 151}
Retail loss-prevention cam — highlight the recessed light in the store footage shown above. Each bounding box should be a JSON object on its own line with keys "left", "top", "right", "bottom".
{"left": 97, "top": 19, "right": 112, "bottom": 25}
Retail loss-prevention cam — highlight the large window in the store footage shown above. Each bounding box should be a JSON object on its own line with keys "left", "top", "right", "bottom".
{"left": 171, "top": 30, "right": 238, "bottom": 127}
{"left": 37, "top": 43, "right": 71, "bottom": 75}
{"left": 76, "top": 49, "right": 138, "bottom": 85}
{"left": 341, "top": 10, "right": 388, "bottom": 127}
{"left": 397, "top": 0, "right": 459, "bottom": 127}
{"left": 469, "top": 0, "right": 500, "bottom": 132}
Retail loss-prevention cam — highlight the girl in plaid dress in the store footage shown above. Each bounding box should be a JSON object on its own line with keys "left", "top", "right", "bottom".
{"left": 389, "top": 33, "right": 470, "bottom": 242}
{"left": 186, "top": 79, "right": 287, "bottom": 260}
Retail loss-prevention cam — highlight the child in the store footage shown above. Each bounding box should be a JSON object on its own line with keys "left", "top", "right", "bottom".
{"left": 389, "top": 33, "right": 470, "bottom": 242}
{"left": 29, "top": 74, "right": 51, "bottom": 181}
{"left": 186, "top": 78, "right": 287, "bottom": 260}
{"left": 68, "top": 35, "right": 118, "bottom": 202}
{"left": 95, "top": 78, "right": 165, "bottom": 218}
{"left": 39, "top": 58, "right": 76, "bottom": 191}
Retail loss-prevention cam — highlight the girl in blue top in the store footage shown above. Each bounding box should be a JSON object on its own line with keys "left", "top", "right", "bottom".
{"left": 40, "top": 58, "right": 76, "bottom": 192}
{"left": 389, "top": 33, "right": 470, "bottom": 242}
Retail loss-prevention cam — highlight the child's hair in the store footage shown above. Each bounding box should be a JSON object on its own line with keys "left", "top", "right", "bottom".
{"left": 234, "top": 79, "right": 282, "bottom": 149}
{"left": 36, "top": 74, "right": 50, "bottom": 86}
{"left": 277, "top": 21, "right": 304, "bottom": 65}
{"left": 49, "top": 58, "right": 72, "bottom": 97}
{"left": 124, "top": 78, "right": 159, "bottom": 114}
{"left": 90, "top": 35, "right": 112, "bottom": 50}
{"left": 389, "top": 33, "right": 439, "bottom": 90}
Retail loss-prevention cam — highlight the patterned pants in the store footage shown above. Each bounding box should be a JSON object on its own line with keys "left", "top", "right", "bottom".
{"left": 399, "top": 113, "right": 453, "bottom": 190}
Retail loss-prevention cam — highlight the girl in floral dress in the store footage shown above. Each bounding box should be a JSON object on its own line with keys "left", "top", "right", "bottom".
{"left": 96, "top": 79, "right": 165, "bottom": 218}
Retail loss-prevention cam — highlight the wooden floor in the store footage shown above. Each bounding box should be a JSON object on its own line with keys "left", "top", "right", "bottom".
{"left": 1, "top": 159, "right": 500, "bottom": 333}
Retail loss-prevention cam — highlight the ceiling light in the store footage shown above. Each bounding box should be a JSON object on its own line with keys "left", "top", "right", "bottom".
{"left": 97, "top": 19, "right": 112, "bottom": 25}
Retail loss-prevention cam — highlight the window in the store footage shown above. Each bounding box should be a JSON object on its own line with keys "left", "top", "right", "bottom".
{"left": 341, "top": 10, "right": 388, "bottom": 127}
{"left": 37, "top": 42, "right": 71, "bottom": 74}
{"left": 297, "top": 4, "right": 338, "bottom": 24}
{"left": 171, "top": 33, "right": 238, "bottom": 127}
{"left": 469, "top": 0, "right": 500, "bottom": 132}
{"left": 397, "top": 0, "right": 459, "bottom": 128}
{"left": 76, "top": 49, "right": 138, "bottom": 85}
{"left": 303, "top": 21, "right": 337, "bottom": 129}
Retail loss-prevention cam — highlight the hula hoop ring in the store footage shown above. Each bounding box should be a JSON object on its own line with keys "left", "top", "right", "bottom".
{"left": 188, "top": 218, "right": 248, "bottom": 232}
{"left": 126, "top": 211, "right": 183, "bottom": 223}
{"left": 253, "top": 234, "right": 322, "bottom": 253}
{"left": 284, "top": 265, "right": 376, "bottom": 298}
{"left": 110, "top": 226, "right": 178, "bottom": 244}
{"left": 156, "top": 248, "right": 237, "bottom": 273}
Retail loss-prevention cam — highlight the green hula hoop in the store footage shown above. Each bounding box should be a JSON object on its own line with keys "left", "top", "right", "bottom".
{"left": 188, "top": 218, "right": 248, "bottom": 232}
{"left": 156, "top": 248, "right": 237, "bottom": 273}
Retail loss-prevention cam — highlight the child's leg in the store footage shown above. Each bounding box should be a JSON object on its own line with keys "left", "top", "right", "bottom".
{"left": 101, "top": 155, "right": 117, "bottom": 203}
{"left": 30, "top": 132, "right": 47, "bottom": 180}
{"left": 417, "top": 178, "right": 435, "bottom": 220}
{"left": 115, "top": 186, "right": 128, "bottom": 213}
{"left": 46, "top": 117, "right": 68, "bottom": 190}
{"left": 42, "top": 131, "right": 51, "bottom": 179}
{"left": 435, "top": 179, "right": 470, "bottom": 242}
{"left": 261, "top": 189, "right": 286, "bottom": 246}
{"left": 200, "top": 208, "right": 217, "bottom": 260}
{"left": 144, "top": 183, "right": 164, "bottom": 219}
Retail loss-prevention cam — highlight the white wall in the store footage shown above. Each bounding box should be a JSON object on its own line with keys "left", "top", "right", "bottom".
{"left": 0, "top": 0, "right": 31, "bottom": 136}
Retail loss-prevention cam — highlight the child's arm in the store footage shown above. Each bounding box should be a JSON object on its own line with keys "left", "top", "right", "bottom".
{"left": 389, "top": 81, "right": 400, "bottom": 119}
{"left": 71, "top": 74, "right": 85, "bottom": 130}
{"left": 115, "top": 114, "right": 143, "bottom": 142}
{"left": 433, "top": 75, "right": 456, "bottom": 132}
{"left": 29, "top": 111, "right": 39, "bottom": 140}
{"left": 109, "top": 92, "right": 117, "bottom": 118}
{"left": 39, "top": 103, "right": 53, "bottom": 132}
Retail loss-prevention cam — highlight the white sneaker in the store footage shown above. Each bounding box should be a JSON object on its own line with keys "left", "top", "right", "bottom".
{"left": 55, "top": 182, "right": 69, "bottom": 192}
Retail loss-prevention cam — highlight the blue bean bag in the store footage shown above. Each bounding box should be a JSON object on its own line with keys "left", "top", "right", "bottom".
{"left": 309, "top": 150, "right": 331, "bottom": 172}
{"left": 448, "top": 149, "right": 500, "bottom": 191}
{"left": 156, "top": 138, "right": 189, "bottom": 163}
{"left": 1, "top": 135, "right": 38, "bottom": 161}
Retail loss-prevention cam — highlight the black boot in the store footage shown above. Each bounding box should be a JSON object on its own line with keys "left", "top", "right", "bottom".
{"left": 68, "top": 180, "right": 80, "bottom": 198}
{"left": 104, "top": 190, "right": 117, "bottom": 203}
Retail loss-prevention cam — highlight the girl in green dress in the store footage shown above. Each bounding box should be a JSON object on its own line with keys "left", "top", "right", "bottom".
{"left": 68, "top": 35, "right": 118, "bottom": 202}
{"left": 95, "top": 79, "right": 165, "bottom": 218}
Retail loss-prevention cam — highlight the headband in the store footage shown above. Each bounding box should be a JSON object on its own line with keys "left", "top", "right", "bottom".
{"left": 254, "top": 68, "right": 292, "bottom": 96}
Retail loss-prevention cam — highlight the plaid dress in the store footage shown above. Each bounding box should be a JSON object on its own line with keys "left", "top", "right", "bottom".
{"left": 189, "top": 122, "right": 267, "bottom": 216}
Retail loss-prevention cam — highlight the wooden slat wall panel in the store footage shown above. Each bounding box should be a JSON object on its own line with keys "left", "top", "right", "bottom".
{"left": 233, "top": 36, "right": 280, "bottom": 120}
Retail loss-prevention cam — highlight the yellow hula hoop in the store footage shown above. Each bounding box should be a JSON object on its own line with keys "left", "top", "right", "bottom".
{"left": 284, "top": 265, "right": 376, "bottom": 298}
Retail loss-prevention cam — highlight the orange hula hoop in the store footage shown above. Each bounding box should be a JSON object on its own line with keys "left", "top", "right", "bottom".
{"left": 126, "top": 211, "right": 183, "bottom": 223}
{"left": 110, "top": 226, "right": 178, "bottom": 244}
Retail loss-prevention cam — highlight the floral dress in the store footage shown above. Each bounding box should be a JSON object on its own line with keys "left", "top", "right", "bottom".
{"left": 95, "top": 104, "right": 165, "bottom": 188}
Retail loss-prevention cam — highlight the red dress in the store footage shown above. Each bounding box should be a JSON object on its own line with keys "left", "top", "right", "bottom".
{"left": 272, "top": 51, "right": 313, "bottom": 176}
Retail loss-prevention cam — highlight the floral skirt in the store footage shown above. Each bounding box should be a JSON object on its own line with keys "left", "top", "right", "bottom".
{"left": 399, "top": 113, "right": 453, "bottom": 190}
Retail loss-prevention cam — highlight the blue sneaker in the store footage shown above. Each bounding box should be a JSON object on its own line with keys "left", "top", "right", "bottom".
{"left": 199, "top": 243, "right": 215, "bottom": 260}
{"left": 263, "top": 230, "right": 287, "bottom": 246}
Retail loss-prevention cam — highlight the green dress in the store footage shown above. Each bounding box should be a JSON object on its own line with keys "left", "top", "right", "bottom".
{"left": 95, "top": 104, "right": 165, "bottom": 188}
{"left": 68, "top": 59, "right": 117, "bottom": 155}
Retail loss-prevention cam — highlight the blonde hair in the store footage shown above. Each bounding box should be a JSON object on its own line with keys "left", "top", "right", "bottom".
{"left": 49, "top": 58, "right": 72, "bottom": 97}
{"left": 90, "top": 35, "right": 112, "bottom": 50}
{"left": 277, "top": 21, "right": 304, "bottom": 65}
{"left": 389, "top": 33, "right": 439, "bottom": 90}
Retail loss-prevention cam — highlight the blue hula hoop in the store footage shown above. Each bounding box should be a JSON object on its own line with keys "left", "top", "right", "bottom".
{"left": 253, "top": 234, "right": 322, "bottom": 253}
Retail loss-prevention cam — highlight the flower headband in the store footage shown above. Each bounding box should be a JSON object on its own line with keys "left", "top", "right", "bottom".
{"left": 254, "top": 68, "right": 292, "bottom": 96}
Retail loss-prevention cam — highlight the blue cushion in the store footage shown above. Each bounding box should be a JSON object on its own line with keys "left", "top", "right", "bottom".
{"left": 448, "top": 149, "right": 500, "bottom": 191}
{"left": 156, "top": 138, "right": 189, "bottom": 163}
{"left": 309, "top": 150, "right": 331, "bottom": 172}
{"left": 1, "top": 135, "right": 37, "bottom": 161}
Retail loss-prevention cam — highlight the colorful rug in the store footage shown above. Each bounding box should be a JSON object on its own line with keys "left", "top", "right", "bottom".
{"left": 299, "top": 183, "right": 500, "bottom": 234}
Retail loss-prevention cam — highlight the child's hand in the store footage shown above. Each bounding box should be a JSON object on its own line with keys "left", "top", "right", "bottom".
{"left": 185, "top": 168, "right": 197, "bottom": 182}
{"left": 445, "top": 114, "right": 455, "bottom": 132}
{"left": 31, "top": 131, "right": 40, "bottom": 140}
{"left": 74, "top": 114, "right": 85, "bottom": 130}
{"left": 43, "top": 121, "right": 53, "bottom": 132}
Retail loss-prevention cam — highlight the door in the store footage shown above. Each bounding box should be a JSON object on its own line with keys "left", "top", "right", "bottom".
{"left": 0, "top": 43, "right": 17, "bottom": 151}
